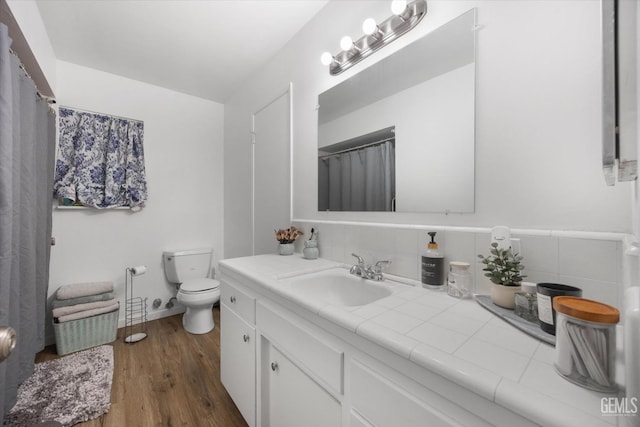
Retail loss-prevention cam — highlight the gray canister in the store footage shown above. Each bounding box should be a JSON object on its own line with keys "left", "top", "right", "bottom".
{"left": 303, "top": 240, "right": 319, "bottom": 259}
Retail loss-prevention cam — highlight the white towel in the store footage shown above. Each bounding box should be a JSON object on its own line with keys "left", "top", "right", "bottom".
{"left": 56, "top": 281, "right": 114, "bottom": 300}
{"left": 52, "top": 298, "right": 118, "bottom": 318}
{"left": 56, "top": 302, "right": 119, "bottom": 323}
{"left": 52, "top": 291, "right": 114, "bottom": 308}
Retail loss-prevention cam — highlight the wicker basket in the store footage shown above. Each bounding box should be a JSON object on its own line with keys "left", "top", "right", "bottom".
{"left": 53, "top": 307, "right": 119, "bottom": 355}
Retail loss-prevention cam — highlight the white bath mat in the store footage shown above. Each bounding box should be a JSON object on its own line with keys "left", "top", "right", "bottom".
{"left": 4, "top": 345, "right": 113, "bottom": 427}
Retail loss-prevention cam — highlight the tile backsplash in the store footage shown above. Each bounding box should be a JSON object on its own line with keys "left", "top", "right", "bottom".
{"left": 294, "top": 221, "right": 628, "bottom": 311}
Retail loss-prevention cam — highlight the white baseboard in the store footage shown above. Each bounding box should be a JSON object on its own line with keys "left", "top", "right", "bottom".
{"left": 117, "top": 305, "right": 185, "bottom": 329}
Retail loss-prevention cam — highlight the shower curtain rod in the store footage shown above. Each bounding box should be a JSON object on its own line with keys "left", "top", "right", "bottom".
{"left": 59, "top": 105, "right": 143, "bottom": 123}
{"left": 9, "top": 48, "right": 56, "bottom": 106}
{"left": 318, "top": 137, "right": 394, "bottom": 160}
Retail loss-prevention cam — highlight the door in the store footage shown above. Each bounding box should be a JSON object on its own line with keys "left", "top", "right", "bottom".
{"left": 252, "top": 87, "right": 291, "bottom": 255}
{"left": 220, "top": 303, "right": 256, "bottom": 426}
{"left": 264, "top": 343, "right": 341, "bottom": 427}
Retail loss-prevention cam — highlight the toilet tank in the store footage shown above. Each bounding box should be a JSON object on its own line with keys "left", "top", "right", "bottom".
{"left": 163, "top": 248, "right": 212, "bottom": 284}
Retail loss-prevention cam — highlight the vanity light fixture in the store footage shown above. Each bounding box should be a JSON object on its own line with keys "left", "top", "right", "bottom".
{"left": 362, "top": 18, "right": 382, "bottom": 39}
{"left": 340, "top": 35, "right": 358, "bottom": 52}
{"left": 391, "top": 0, "right": 408, "bottom": 16}
{"left": 320, "top": 0, "right": 427, "bottom": 75}
{"left": 320, "top": 52, "right": 335, "bottom": 66}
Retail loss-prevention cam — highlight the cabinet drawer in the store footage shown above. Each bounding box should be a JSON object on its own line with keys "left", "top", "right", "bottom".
{"left": 257, "top": 301, "right": 343, "bottom": 395}
{"left": 351, "top": 360, "right": 463, "bottom": 427}
{"left": 265, "top": 343, "right": 341, "bottom": 427}
{"left": 221, "top": 280, "right": 255, "bottom": 324}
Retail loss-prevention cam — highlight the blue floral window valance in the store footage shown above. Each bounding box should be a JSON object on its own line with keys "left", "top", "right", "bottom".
{"left": 53, "top": 107, "right": 148, "bottom": 209}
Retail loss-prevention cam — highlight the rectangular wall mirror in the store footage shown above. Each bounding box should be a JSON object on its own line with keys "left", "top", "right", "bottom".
{"left": 317, "top": 9, "right": 476, "bottom": 213}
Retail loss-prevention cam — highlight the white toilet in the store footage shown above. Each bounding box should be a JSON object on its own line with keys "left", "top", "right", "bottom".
{"left": 163, "top": 248, "right": 220, "bottom": 334}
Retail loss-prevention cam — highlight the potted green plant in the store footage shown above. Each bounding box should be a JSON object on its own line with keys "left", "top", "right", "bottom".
{"left": 478, "top": 242, "right": 526, "bottom": 309}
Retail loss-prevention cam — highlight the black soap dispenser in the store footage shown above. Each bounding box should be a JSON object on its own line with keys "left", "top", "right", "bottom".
{"left": 421, "top": 232, "right": 444, "bottom": 289}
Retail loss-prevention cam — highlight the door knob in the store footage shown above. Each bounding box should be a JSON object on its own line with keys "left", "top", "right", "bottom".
{"left": 243, "top": 334, "right": 250, "bottom": 343}
{"left": 271, "top": 361, "right": 278, "bottom": 372}
{"left": 0, "top": 326, "right": 16, "bottom": 363}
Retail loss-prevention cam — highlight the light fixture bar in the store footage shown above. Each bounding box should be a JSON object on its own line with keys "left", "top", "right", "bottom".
{"left": 328, "top": 0, "right": 427, "bottom": 75}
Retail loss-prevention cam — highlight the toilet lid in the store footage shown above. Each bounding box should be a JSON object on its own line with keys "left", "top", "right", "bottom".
{"left": 181, "top": 278, "right": 220, "bottom": 293}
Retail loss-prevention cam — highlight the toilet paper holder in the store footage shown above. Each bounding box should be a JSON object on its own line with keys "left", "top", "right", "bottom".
{"left": 124, "top": 265, "right": 148, "bottom": 344}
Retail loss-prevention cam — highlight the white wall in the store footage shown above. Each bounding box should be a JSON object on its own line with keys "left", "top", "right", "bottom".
{"left": 48, "top": 61, "right": 224, "bottom": 340}
{"left": 225, "top": 0, "right": 632, "bottom": 262}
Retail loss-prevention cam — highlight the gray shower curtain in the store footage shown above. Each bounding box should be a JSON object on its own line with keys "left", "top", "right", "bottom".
{"left": 319, "top": 140, "right": 395, "bottom": 211}
{"left": 0, "top": 23, "right": 55, "bottom": 423}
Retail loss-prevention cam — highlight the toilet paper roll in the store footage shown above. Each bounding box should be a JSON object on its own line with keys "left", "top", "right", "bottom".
{"left": 130, "top": 265, "right": 147, "bottom": 276}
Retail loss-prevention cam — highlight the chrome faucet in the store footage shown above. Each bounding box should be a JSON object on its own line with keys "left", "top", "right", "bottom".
{"left": 371, "top": 260, "right": 391, "bottom": 281}
{"left": 349, "top": 253, "right": 366, "bottom": 277}
{"left": 350, "top": 253, "right": 391, "bottom": 281}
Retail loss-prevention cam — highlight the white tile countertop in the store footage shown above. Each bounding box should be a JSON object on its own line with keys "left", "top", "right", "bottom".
{"left": 219, "top": 254, "right": 624, "bottom": 427}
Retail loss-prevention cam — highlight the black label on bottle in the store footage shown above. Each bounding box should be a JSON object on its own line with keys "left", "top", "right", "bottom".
{"left": 421, "top": 256, "right": 444, "bottom": 286}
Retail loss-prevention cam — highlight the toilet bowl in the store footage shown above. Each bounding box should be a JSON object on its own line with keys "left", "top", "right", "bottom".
{"left": 163, "top": 248, "right": 219, "bottom": 335}
{"left": 177, "top": 278, "right": 220, "bottom": 334}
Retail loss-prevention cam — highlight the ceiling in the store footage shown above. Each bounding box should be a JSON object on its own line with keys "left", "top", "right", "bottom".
{"left": 35, "top": 0, "right": 329, "bottom": 103}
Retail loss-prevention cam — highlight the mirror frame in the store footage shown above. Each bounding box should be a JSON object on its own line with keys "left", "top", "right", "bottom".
{"left": 602, "top": 0, "right": 638, "bottom": 185}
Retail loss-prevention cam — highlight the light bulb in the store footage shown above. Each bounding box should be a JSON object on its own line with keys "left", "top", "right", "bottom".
{"left": 320, "top": 52, "right": 334, "bottom": 66}
{"left": 391, "top": 0, "right": 407, "bottom": 15}
{"left": 362, "top": 18, "right": 378, "bottom": 35}
{"left": 340, "top": 35, "right": 353, "bottom": 51}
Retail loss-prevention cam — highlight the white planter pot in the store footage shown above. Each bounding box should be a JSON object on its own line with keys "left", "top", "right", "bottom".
{"left": 490, "top": 283, "right": 522, "bottom": 309}
{"left": 278, "top": 243, "right": 295, "bottom": 256}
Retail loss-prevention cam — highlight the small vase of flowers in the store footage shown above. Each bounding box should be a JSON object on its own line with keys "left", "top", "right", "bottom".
{"left": 275, "top": 226, "right": 303, "bottom": 255}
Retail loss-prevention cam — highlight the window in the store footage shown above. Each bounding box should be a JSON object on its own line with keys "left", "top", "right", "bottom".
{"left": 53, "top": 107, "right": 147, "bottom": 209}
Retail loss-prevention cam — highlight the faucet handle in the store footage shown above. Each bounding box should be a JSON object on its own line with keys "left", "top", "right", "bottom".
{"left": 351, "top": 253, "right": 365, "bottom": 266}
{"left": 374, "top": 260, "right": 391, "bottom": 273}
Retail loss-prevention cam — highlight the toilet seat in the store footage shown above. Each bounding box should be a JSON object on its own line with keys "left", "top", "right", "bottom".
{"left": 180, "top": 278, "right": 220, "bottom": 294}
{"left": 176, "top": 279, "right": 220, "bottom": 334}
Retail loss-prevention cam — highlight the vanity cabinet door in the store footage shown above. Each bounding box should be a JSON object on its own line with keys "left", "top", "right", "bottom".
{"left": 265, "top": 343, "right": 341, "bottom": 427}
{"left": 350, "top": 360, "right": 466, "bottom": 427}
{"left": 221, "top": 302, "right": 256, "bottom": 427}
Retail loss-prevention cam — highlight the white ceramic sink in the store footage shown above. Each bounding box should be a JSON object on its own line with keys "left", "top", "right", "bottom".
{"left": 284, "top": 268, "right": 394, "bottom": 307}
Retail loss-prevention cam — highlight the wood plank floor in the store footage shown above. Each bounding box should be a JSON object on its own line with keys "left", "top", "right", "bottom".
{"left": 36, "top": 306, "right": 248, "bottom": 427}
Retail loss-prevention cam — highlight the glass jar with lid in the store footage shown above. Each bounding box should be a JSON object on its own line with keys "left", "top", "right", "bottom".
{"left": 553, "top": 296, "right": 619, "bottom": 392}
{"left": 447, "top": 261, "right": 472, "bottom": 298}
{"left": 514, "top": 282, "right": 538, "bottom": 323}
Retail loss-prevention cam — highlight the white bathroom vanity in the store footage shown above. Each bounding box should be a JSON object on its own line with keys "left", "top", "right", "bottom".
{"left": 219, "top": 254, "right": 621, "bottom": 427}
